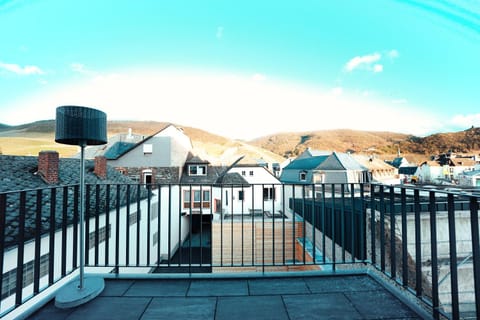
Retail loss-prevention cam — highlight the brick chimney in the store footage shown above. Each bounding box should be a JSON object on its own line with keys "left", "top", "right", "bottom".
{"left": 94, "top": 156, "right": 107, "bottom": 179}
{"left": 38, "top": 151, "right": 59, "bottom": 184}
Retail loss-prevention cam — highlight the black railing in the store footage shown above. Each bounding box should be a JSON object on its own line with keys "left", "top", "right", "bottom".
{"left": 0, "top": 183, "right": 479, "bottom": 319}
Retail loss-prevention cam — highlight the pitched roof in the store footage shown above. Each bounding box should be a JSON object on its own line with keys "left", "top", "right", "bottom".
{"left": 283, "top": 156, "right": 329, "bottom": 170}
{"left": 317, "top": 152, "right": 367, "bottom": 171}
{"left": 0, "top": 155, "right": 145, "bottom": 249}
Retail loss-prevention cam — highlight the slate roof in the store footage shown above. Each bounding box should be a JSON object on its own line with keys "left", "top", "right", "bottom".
{"left": 80, "top": 132, "right": 146, "bottom": 159}
{"left": 399, "top": 166, "right": 418, "bottom": 175}
{"left": 283, "top": 156, "right": 329, "bottom": 170}
{"left": 0, "top": 155, "right": 146, "bottom": 249}
{"left": 180, "top": 165, "right": 249, "bottom": 186}
{"left": 318, "top": 152, "right": 367, "bottom": 171}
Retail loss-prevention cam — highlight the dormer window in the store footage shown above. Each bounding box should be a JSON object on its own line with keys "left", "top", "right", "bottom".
{"left": 189, "top": 164, "right": 207, "bottom": 176}
{"left": 299, "top": 171, "right": 307, "bottom": 181}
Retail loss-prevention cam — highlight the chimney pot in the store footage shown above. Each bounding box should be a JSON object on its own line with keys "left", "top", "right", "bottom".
{"left": 38, "top": 151, "right": 59, "bottom": 184}
{"left": 94, "top": 156, "right": 107, "bottom": 179}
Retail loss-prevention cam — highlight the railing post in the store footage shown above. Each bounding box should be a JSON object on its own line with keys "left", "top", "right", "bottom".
{"left": 401, "top": 188, "right": 408, "bottom": 288}
{"left": 370, "top": 184, "right": 376, "bottom": 265}
{"left": 389, "top": 185, "right": 396, "bottom": 279}
{"left": 379, "top": 185, "right": 385, "bottom": 272}
{"left": 15, "top": 192, "right": 26, "bottom": 307}
{"left": 0, "top": 193, "right": 6, "bottom": 307}
{"left": 429, "top": 191, "right": 440, "bottom": 320}
{"left": 34, "top": 190, "right": 42, "bottom": 294}
{"left": 414, "top": 189, "right": 422, "bottom": 297}
{"left": 447, "top": 193, "right": 459, "bottom": 318}
{"left": 469, "top": 196, "right": 480, "bottom": 320}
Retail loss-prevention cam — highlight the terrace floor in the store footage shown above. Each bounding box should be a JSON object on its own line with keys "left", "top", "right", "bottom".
{"left": 26, "top": 273, "right": 429, "bottom": 320}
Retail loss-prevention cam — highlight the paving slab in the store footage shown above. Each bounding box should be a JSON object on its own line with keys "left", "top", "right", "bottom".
{"left": 63, "top": 297, "right": 150, "bottom": 320}
{"left": 187, "top": 279, "right": 248, "bottom": 296}
{"left": 345, "top": 289, "right": 421, "bottom": 319}
{"left": 304, "top": 275, "right": 384, "bottom": 293}
{"left": 100, "top": 279, "right": 134, "bottom": 296}
{"left": 141, "top": 297, "right": 216, "bottom": 320}
{"left": 248, "top": 277, "right": 310, "bottom": 295}
{"left": 216, "top": 295, "right": 289, "bottom": 320}
{"left": 124, "top": 279, "right": 190, "bottom": 297}
{"left": 283, "top": 293, "right": 362, "bottom": 320}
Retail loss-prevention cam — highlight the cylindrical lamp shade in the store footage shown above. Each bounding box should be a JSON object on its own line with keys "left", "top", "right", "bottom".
{"left": 55, "top": 106, "right": 107, "bottom": 146}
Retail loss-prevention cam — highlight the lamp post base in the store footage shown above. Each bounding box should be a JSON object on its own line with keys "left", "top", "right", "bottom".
{"left": 55, "top": 276, "right": 105, "bottom": 309}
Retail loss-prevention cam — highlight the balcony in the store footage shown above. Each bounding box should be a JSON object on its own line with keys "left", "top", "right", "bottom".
{"left": 1, "top": 183, "right": 479, "bottom": 319}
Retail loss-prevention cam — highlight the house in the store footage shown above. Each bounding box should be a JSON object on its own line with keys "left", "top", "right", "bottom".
{"left": 351, "top": 154, "right": 400, "bottom": 185}
{"left": 81, "top": 124, "right": 192, "bottom": 184}
{"left": 417, "top": 155, "right": 477, "bottom": 184}
{"left": 279, "top": 155, "right": 329, "bottom": 184}
{"left": 0, "top": 151, "right": 185, "bottom": 310}
{"left": 224, "top": 164, "right": 283, "bottom": 216}
{"left": 457, "top": 169, "right": 480, "bottom": 187}
{"left": 399, "top": 166, "right": 419, "bottom": 183}
{"left": 295, "top": 148, "right": 331, "bottom": 160}
{"left": 386, "top": 156, "right": 411, "bottom": 168}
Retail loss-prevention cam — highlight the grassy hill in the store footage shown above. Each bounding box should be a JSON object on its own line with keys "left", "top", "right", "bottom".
{"left": 0, "top": 120, "right": 285, "bottom": 165}
{"left": 2, "top": 120, "right": 479, "bottom": 165}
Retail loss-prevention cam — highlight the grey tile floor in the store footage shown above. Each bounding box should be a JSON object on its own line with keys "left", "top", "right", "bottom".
{"left": 27, "top": 274, "right": 426, "bottom": 320}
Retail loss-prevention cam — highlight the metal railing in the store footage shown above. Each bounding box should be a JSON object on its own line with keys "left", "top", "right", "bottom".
{"left": 0, "top": 182, "right": 479, "bottom": 319}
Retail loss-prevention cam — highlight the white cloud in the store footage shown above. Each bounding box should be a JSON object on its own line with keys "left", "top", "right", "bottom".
{"left": 391, "top": 98, "right": 407, "bottom": 104}
{"left": 344, "top": 53, "right": 381, "bottom": 72}
{"left": 0, "top": 61, "right": 44, "bottom": 75}
{"left": 373, "top": 64, "right": 383, "bottom": 73}
{"left": 251, "top": 73, "right": 266, "bottom": 82}
{"left": 451, "top": 114, "right": 480, "bottom": 128}
{"left": 216, "top": 26, "right": 224, "bottom": 39}
{"left": 388, "top": 49, "right": 399, "bottom": 58}
{"left": 1, "top": 69, "right": 443, "bottom": 140}
{"left": 345, "top": 50, "right": 398, "bottom": 73}
{"left": 71, "top": 63, "right": 97, "bottom": 76}
{"left": 331, "top": 87, "right": 343, "bottom": 96}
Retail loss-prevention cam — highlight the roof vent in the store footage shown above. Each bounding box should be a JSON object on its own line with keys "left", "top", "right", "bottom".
{"left": 55, "top": 105, "right": 107, "bottom": 146}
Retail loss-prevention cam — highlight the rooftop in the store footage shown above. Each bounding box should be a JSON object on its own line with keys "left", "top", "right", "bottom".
{"left": 27, "top": 273, "right": 426, "bottom": 320}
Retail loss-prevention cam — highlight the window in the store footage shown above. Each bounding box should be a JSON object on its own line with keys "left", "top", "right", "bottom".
{"left": 189, "top": 165, "right": 207, "bottom": 176}
{"left": 225, "top": 190, "right": 228, "bottom": 206}
{"left": 142, "top": 169, "right": 153, "bottom": 184}
{"left": 241, "top": 170, "right": 246, "bottom": 176}
{"left": 238, "top": 190, "right": 244, "bottom": 201}
{"left": 299, "top": 171, "right": 307, "bottom": 181}
{"left": 152, "top": 231, "right": 158, "bottom": 246}
{"left": 263, "top": 187, "right": 275, "bottom": 200}
{"left": 183, "top": 189, "right": 210, "bottom": 208}
{"left": 249, "top": 171, "right": 254, "bottom": 176}
{"left": 143, "top": 144, "right": 153, "bottom": 154}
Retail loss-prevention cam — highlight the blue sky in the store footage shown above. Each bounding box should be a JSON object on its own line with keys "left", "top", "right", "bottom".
{"left": 0, "top": 0, "right": 479, "bottom": 140}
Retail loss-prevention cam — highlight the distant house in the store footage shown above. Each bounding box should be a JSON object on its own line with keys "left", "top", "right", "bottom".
{"left": 279, "top": 155, "right": 329, "bottom": 184}
{"left": 296, "top": 148, "right": 331, "bottom": 160}
{"left": 386, "top": 157, "right": 410, "bottom": 168}
{"left": 81, "top": 124, "right": 192, "bottom": 184}
{"left": 457, "top": 169, "right": 480, "bottom": 187}
{"left": 398, "top": 166, "right": 419, "bottom": 183}
{"left": 417, "top": 156, "right": 477, "bottom": 184}
{"left": 352, "top": 155, "right": 399, "bottom": 185}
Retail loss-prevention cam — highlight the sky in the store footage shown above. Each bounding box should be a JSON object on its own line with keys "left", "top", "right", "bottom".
{"left": 0, "top": 0, "right": 479, "bottom": 140}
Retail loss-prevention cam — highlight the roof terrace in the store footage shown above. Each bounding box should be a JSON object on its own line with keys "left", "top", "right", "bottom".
{"left": 0, "top": 182, "right": 478, "bottom": 319}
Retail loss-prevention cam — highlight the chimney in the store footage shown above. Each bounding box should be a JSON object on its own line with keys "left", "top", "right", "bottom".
{"left": 94, "top": 156, "right": 107, "bottom": 179}
{"left": 38, "top": 151, "right": 59, "bottom": 184}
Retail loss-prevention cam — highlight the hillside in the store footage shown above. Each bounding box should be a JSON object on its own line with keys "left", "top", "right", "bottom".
{"left": 0, "top": 120, "right": 285, "bottom": 165}
{"left": 2, "top": 120, "right": 480, "bottom": 166}
{"left": 250, "top": 127, "right": 480, "bottom": 164}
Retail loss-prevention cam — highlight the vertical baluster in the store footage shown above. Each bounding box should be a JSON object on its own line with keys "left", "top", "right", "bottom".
{"left": 15, "top": 192, "right": 26, "bottom": 307}
{"left": 429, "top": 191, "right": 440, "bottom": 320}
{"left": 469, "top": 196, "right": 480, "bottom": 320}
{"left": 447, "top": 193, "right": 459, "bottom": 318}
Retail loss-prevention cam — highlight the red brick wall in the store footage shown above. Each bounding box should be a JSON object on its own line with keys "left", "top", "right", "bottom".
{"left": 94, "top": 156, "right": 107, "bottom": 179}
{"left": 38, "top": 151, "right": 59, "bottom": 184}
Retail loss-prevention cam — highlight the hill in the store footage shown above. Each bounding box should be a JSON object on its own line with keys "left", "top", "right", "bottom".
{"left": 2, "top": 120, "right": 480, "bottom": 166}
{"left": 250, "top": 127, "right": 480, "bottom": 164}
{"left": 0, "top": 120, "right": 285, "bottom": 165}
